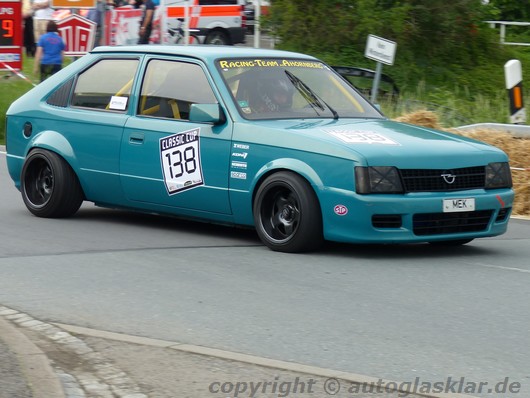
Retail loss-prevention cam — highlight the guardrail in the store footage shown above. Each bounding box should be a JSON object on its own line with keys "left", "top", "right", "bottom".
{"left": 485, "top": 21, "right": 530, "bottom": 46}
{"left": 455, "top": 122, "right": 530, "bottom": 137}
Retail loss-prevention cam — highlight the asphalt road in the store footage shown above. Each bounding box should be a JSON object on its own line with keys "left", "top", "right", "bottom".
{"left": 1, "top": 150, "right": 529, "bottom": 397}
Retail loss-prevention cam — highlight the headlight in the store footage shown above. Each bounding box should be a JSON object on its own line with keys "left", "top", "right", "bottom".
{"left": 485, "top": 162, "right": 512, "bottom": 189}
{"left": 355, "top": 166, "right": 404, "bottom": 194}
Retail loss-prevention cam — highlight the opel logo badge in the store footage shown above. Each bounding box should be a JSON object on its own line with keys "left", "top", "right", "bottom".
{"left": 441, "top": 172, "right": 456, "bottom": 184}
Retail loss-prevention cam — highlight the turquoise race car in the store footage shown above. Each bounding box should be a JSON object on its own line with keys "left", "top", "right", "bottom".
{"left": 5, "top": 46, "right": 514, "bottom": 252}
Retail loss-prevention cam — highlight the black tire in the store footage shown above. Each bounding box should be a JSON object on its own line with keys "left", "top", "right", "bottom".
{"left": 21, "top": 149, "right": 84, "bottom": 218}
{"left": 253, "top": 171, "right": 323, "bottom": 253}
{"left": 429, "top": 239, "right": 474, "bottom": 246}
{"left": 205, "top": 30, "right": 229, "bottom": 45}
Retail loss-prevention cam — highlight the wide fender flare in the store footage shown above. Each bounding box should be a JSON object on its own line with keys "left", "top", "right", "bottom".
{"left": 251, "top": 158, "right": 324, "bottom": 201}
{"left": 26, "top": 131, "right": 76, "bottom": 168}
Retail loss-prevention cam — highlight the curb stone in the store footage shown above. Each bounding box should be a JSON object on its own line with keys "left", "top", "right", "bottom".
{"left": 0, "top": 306, "right": 148, "bottom": 398}
{"left": 0, "top": 312, "right": 65, "bottom": 398}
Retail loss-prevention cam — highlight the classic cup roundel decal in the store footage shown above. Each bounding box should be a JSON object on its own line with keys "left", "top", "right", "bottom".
{"left": 334, "top": 204, "right": 348, "bottom": 216}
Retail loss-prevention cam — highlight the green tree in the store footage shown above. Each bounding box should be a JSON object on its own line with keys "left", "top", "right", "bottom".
{"left": 265, "top": 0, "right": 507, "bottom": 92}
{"left": 484, "top": 0, "right": 530, "bottom": 21}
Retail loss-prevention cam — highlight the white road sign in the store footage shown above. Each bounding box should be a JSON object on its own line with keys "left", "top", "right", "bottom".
{"left": 365, "top": 34, "right": 397, "bottom": 65}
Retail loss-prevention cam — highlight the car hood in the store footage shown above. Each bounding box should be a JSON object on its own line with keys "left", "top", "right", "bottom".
{"left": 236, "top": 118, "right": 507, "bottom": 168}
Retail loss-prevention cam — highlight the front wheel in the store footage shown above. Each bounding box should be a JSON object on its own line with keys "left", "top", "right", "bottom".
{"left": 253, "top": 172, "right": 323, "bottom": 253}
{"left": 21, "top": 149, "right": 84, "bottom": 218}
{"left": 205, "top": 30, "right": 229, "bottom": 45}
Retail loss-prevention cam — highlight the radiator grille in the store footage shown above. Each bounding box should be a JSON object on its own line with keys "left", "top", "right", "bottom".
{"left": 401, "top": 167, "right": 485, "bottom": 192}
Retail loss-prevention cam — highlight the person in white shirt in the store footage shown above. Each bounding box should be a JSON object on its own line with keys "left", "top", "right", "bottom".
{"left": 32, "top": 0, "right": 54, "bottom": 42}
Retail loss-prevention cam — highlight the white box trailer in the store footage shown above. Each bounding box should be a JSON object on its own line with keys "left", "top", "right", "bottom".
{"left": 160, "top": 0, "right": 247, "bottom": 45}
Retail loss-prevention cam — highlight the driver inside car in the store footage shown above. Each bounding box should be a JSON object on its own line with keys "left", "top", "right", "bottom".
{"left": 252, "top": 77, "right": 294, "bottom": 113}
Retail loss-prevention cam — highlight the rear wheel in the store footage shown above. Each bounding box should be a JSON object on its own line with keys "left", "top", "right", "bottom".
{"left": 253, "top": 172, "right": 323, "bottom": 253}
{"left": 21, "top": 149, "right": 84, "bottom": 218}
{"left": 205, "top": 30, "right": 229, "bottom": 45}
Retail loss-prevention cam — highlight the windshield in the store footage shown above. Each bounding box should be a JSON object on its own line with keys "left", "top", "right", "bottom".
{"left": 217, "top": 58, "right": 384, "bottom": 120}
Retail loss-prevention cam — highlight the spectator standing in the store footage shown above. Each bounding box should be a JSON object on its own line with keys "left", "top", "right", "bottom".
{"left": 137, "top": 0, "right": 155, "bottom": 44}
{"left": 33, "top": 20, "right": 65, "bottom": 82}
{"left": 32, "top": 0, "right": 54, "bottom": 42}
{"left": 86, "top": 1, "right": 103, "bottom": 47}
{"left": 22, "top": 0, "right": 36, "bottom": 56}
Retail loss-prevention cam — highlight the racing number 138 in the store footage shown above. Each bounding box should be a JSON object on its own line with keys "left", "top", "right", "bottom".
{"left": 159, "top": 128, "right": 204, "bottom": 195}
{"left": 165, "top": 146, "right": 197, "bottom": 179}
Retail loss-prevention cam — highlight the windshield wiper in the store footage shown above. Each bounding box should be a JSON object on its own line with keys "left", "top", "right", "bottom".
{"left": 284, "top": 70, "right": 339, "bottom": 120}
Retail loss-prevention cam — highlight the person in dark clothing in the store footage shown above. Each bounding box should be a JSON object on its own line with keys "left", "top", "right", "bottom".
{"left": 137, "top": 0, "right": 155, "bottom": 44}
{"left": 22, "top": 0, "right": 35, "bottom": 57}
{"left": 33, "top": 20, "right": 65, "bottom": 82}
{"left": 87, "top": 2, "right": 103, "bottom": 47}
{"left": 23, "top": 16, "right": 36, "bottom": 57}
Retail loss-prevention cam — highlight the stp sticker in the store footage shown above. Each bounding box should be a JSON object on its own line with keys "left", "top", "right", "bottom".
{"left": 334, "top": 205, "right": 348, "bottom": 216}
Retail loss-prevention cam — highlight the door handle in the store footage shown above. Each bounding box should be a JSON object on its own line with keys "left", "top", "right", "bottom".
{"left": 129, "top": 133, "right": 145, "bottom": 144}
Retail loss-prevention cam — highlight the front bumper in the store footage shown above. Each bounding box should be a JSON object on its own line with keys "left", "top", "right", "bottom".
{"left": 320, "top": 188, "right": 514, "bottom": 243}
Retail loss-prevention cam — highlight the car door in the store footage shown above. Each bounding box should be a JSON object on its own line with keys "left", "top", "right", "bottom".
{"left": 120, "top": 58, "right": 232, "bottom": 214}
{"left": 52, "top": 57, "right": 140, "bottom": 204}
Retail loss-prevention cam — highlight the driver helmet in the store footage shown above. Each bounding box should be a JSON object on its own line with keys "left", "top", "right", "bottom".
{"left": 257, "top": 77, "right": 294, "bottom": 111}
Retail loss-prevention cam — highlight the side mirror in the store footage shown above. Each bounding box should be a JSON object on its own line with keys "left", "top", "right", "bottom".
{"left": 189, "top": 103, "right": 226, "bottom": 125}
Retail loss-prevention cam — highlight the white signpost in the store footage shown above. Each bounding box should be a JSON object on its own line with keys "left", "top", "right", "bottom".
{"left": 364, "top": 34, "right": 397, "bottom": 103}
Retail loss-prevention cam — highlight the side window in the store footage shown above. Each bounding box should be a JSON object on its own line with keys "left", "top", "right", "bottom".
{"left": 71, "top": 59, "right": 139, "bottom": 111}
{"left": 138, "top": 59, "right": 217, "bottom": 120}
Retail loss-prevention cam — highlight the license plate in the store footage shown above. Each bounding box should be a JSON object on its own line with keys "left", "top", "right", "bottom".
{"left": 443, "top": 198, "right": 475, "bottom": 213}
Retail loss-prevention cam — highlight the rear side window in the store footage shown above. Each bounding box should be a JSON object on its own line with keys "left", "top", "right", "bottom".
{"left": 71, "top": 59, "right": 139, "bottom": 111}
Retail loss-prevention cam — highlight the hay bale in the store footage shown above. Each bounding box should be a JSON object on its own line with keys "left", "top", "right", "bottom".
{"left": 394, "top": 110, "right": 441, "bottom": 129}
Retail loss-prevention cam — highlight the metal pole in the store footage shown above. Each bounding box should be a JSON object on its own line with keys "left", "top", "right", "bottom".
{"left": 370, "top": 61, "right": 383, "bottom": 104}
{"left": 184, "top": 0, "right": 190, "bottom": 45}
{"left": 99, "top": 0, "right": 106, "bottom": 46}
{"left": 253, "top": 0, "right": 260, "bottom": 48}
{"left": 160, "top": 0, "right": 166, "bottom": 44}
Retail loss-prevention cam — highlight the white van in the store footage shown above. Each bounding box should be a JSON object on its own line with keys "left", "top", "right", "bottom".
{"left": 163, "top": 0, "right": 247, "bottom": 45}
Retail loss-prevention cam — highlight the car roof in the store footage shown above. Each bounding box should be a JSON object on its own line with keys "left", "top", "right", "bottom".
{"left": 90, "top": 45, "right": 318, "bottom": 64}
